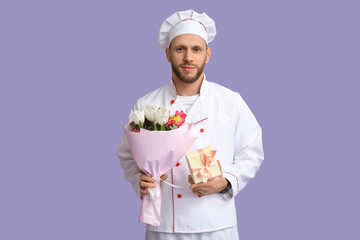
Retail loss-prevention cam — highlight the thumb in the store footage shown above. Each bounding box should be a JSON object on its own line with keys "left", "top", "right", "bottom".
{"left": 159, "top": 174, "right": 168, "bottom": 188}
{"left": 188, "top": 175, "right": 195, "bottom": 185}
{"left": 217, "top": 160, "right": 222, "bottom": 174}
{"left": 160, "top": 174, "right": 168, "bottom": 181}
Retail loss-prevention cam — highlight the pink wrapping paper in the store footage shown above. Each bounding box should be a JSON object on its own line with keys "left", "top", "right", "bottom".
{"left": 123, "top": 119, "right": 197, "bottom": 226}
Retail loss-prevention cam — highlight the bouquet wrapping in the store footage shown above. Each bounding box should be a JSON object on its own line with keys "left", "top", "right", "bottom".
{"left": 123, "top": 106, "right": 197, "bottom": 226}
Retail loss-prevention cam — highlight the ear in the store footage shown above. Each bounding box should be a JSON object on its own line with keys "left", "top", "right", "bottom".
{"left": 205, "top": 47, "right": 212, "bottom": 63}
{"left": 166, "top": 48, "right": 171, "bottom": 62}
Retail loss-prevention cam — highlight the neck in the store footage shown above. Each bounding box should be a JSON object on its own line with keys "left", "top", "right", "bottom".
{"left": 172, "top": 73, "right": 204, "bottom": 96}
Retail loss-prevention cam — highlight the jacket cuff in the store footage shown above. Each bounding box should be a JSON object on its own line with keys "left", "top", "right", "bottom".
{"left": 133, "top": 174, "right": 142, "bottom": 199}
{"left": 223, "top": 171, "right": 240, "bottom": 198}
{"left": 221, "top": 185, "right": 234, "bottom": 199}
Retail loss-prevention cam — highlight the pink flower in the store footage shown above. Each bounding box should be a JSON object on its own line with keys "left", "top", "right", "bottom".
{"left": 166, "top": 111, "right": 187, "bottom": 127}
{"left": 132, "top": 128, "right": 140, "bottom": 132}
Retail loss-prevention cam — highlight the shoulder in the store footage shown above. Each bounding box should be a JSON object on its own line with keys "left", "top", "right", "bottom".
{"left": 206, "top": 81, "right": 243, "bottom": 103}
{"left": 205, "top": 81, "right": 252, "bottom": 119}
{"left": 133, "top": 83, "right": 172, "bottom": 110}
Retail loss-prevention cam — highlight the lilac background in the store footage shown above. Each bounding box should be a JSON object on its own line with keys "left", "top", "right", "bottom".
{"left": 1, "top": 0, "right": 359, "bottom": 239}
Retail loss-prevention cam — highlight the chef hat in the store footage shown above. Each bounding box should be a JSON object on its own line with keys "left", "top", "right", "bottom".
{"left": 158, "top": 9, "right": 216, "bottom": 49}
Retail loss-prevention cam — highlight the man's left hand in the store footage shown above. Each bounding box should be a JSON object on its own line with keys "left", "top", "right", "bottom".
{"left": 187, "top": 160, "right": 228, "bottom": 196}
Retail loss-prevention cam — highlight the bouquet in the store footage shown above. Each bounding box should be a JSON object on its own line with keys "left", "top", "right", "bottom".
{"left": 129, "top": 104, "right": 187, "bottom": 132}
{"left": 123, "top": 104, "right": 197, "bottom": 226}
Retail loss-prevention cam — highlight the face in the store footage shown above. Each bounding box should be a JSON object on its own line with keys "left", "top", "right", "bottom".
{"left": 166, "top": 34, "right": 212, "bottom": 84}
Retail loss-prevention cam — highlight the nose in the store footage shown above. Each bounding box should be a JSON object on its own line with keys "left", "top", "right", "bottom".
{"left": 183, "top": 50, "right": 193, "bottom": 63}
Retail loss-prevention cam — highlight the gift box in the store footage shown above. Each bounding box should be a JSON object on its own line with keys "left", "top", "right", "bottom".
{"left": 185, "top": 146, "right": 221, "bottom": 184}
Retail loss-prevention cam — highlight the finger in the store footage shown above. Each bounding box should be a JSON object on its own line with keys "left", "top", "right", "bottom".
{"left": 192, "top": 188, "right": 205, "bottom": 196}
{"left": 140, "top": 188, "right": 150, "bottom": 195}
{"left": 192, "top": 189, "right": 198, "bottom": 195}
{"left": 160, "top": 174, "right": 168, "bottom": 181}
{"left": 159, "top": 174, "right": 167, "bottom": 187}
{"left": 137, "top": 168, "right": 145, "bottom": 174}
{"left": 191, "top": 181, "right": 207, "bottom": 189}
{"left": 188, "top": 175, "right": 195, "bottom": 185}
{"left": 217, "top": 160, "right": 222, "bottom": 174}
{"left": 139, "top": 181, "right": 156, "bottom": 188}
{"left": 140, "top": 174, "right": 155, "bottom": 182}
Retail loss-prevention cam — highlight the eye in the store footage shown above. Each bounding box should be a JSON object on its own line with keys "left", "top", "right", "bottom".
{"left": 193, "top": 48, "right": 201, "bottom": 52}
{"left": 176, "top": 47, "right": 183, "bottom": 51}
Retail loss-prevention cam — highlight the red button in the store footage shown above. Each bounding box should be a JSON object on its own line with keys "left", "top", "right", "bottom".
{"left": 177, "top": 194, "right": 182, "bottom": 198}
{"left": 200, "top": 128, "right": 204, "bottom": 133}
{"left": 198, "top": 195, "right": 202, "bottom": 198}
{"left": 176, "top": 162, "right": 180, "bottom": 167}
{"left": 170, "top": 99, "right": 175, "bottom": 104}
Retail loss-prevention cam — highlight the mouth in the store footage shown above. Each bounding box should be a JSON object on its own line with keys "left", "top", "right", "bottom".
{"left": 181, "top": 65, "right": 196, "bottom": 72}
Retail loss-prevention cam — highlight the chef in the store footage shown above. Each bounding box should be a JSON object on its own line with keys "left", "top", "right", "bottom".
{"left": 117, "top": 9, "right": 264, "bottom": 240}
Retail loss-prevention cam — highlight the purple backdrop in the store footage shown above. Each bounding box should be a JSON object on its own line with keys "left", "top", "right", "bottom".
{"left": 1, "top": 0, "right": 359, "bottom": 239}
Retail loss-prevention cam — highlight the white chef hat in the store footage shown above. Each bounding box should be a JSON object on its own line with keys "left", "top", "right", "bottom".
{"left": 158, "top": 9, "right": 216, "bottom": 49}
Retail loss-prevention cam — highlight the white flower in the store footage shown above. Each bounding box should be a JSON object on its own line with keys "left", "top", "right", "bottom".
{"left": 155, "top": 107, "right": 170, "bottom": 125}
{"left": 130, "top": 109, "right": 145, "bottom": 125}
{"left": 162, "top": 105, "right": 172, "bottom": 114}
{"left": 145, "top": 104, "right": 159, "bottom": 122}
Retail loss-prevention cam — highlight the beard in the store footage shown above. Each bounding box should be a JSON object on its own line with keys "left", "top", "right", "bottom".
{"left": 171, "top": 60, "right": 206, "bottom": 84}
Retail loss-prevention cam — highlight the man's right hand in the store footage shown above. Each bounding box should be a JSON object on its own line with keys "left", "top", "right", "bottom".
{"left": 138, "top": 168, "right": 168, "bottom": 195}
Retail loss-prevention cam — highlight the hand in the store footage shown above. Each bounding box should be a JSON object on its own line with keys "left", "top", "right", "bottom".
{"left": 138, "top": 168, "right": 168, "bottom": 195}
{"left": 187, "top": 160, "right": 227, "bottom": 196}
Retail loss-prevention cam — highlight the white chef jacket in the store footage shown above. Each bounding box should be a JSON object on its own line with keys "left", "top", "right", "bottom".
{"left": 117, "top": 76, "right": 264, "bottom": 233}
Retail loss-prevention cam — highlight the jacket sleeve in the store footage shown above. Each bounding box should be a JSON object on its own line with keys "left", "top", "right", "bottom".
{"left": 117, "top": 101, "right": 142, "bottom": 199}
{"left": 222, "top": 93, "right": 264, "bottom": 198}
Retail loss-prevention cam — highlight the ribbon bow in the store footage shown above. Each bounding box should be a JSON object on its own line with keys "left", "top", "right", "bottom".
{"left": 193, "top": 149, "right": 217, "bottom": 183}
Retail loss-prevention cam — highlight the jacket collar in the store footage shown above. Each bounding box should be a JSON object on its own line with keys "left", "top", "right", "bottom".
{"left": 168, "top": 75, "right": 209, "bottom": 124}
{"left": 169, "top": 75, "right": 209, "bottom": 99}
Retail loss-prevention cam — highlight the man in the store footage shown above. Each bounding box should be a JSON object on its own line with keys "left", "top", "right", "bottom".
{"left": 117, "top": 9, "right": 264, "bottom": 239}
